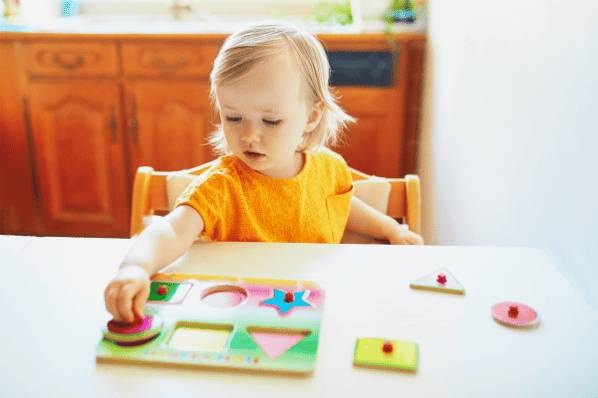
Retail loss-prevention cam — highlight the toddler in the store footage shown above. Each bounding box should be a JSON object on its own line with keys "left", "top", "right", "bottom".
{"left": 105, "top": 20, "right": 424, "bottom": 323}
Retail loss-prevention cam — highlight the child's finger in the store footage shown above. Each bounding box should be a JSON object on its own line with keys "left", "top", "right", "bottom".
{"left": 115, "top": 284, "right": 138, "bottom": 323}
{"left": 132, "top": 282, "right": 150, "bottom": 320}
{"left": 105, "top": 280, "right": 129, "bottom": 322}
{"left": 104, "top": 283, "right": 120, "bottom": 320}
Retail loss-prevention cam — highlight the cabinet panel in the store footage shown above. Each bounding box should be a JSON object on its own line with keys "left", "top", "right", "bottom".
{"left": 27, "top": 82, "right": 129, "bottom": 236}
{"left": 24, "top": 42, "right": 118, "bottom": 76}
{"left": 331, "top": 87, "right": 404, "bottom": 177}
{"left": 121, "top": 43, "right": 221, "bottom": 77}
{"left": 125, "top": 80, "right": 216, "bottom": 176}
{"left": 403, "top": 40, "right": 425, "bottom": 175}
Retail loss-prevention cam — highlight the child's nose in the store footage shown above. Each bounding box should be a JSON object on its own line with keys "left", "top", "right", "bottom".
{"left": 240, "top": 122, "right": 261, "bottom": 143}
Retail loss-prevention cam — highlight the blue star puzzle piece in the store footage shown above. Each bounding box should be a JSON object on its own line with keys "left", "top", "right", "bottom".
{"left": 261, "top": 289, "right": 311, "bottom": 316}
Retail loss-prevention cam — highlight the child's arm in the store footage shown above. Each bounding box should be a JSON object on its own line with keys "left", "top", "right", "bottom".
{"left": 345, "top": 196, "right": 424, "bottom": 245}
{"left": 104, "top": 205, "right": 204, "bottom": 323}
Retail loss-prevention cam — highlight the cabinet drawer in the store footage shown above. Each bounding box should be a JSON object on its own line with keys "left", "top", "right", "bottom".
{"left": 121, "top": 43, "right": 220, "bottom": 77}
{"left": 24, "top": 42, "right": 118, "bottom": 76}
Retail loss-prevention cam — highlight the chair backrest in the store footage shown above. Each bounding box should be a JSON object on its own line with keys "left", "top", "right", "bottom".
{"left": 129, "top": 161, "right": 421, "bottom": 239}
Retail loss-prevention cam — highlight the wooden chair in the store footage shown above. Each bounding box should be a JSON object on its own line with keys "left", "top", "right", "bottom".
{"left": 129, "top": 161, "right": 421, "bottom": 241}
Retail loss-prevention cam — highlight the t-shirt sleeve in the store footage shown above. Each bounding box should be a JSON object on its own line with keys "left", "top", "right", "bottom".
{"left": 322, "top": 146, "right": 353, "bottom": 194}
{"left": 174, "top": 173, "right": 229, "bottom": 239}
{"left": 320, "top": 147, "right": 353, "bottom": 242}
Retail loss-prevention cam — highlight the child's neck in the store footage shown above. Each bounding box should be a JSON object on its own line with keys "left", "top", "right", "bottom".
{"left": 251, "top": 152, "right": 306, "bottom": 179}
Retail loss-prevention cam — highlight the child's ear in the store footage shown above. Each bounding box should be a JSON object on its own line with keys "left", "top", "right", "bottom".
{"left": 304, "top": 101, "right": 325, "bottom": 133}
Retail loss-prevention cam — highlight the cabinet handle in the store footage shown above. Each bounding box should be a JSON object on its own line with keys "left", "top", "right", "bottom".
{"left": 129, "top": 96, "right": 138, "bottom": 145}
{"left": 152, "top": 54, "right": 187, "bottom": 73}
{"left": 53, "top": 54, "right": 84, "bottom": 71}
{"left": 109, "top": 105, "right": 117, "bottom": 143}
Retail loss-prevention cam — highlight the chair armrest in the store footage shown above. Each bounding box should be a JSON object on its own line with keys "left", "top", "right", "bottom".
{"left": 405, "top": 174, "right": 421, "bottom": 235}
{"left": 130, "top": 166, "right": 154, "bottom": 237}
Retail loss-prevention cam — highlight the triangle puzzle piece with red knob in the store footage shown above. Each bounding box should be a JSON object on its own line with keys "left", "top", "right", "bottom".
{"left": 410, "top": 267, "right": 465, "bottom": 295}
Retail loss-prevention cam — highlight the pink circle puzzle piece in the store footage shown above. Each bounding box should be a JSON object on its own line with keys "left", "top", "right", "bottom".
{"left": 492, "top": 301, "right": 539, "bottom": 328}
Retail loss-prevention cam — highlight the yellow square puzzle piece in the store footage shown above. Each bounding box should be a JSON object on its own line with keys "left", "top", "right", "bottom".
{"left": 354, "top": 338, "right": 418, "bottom": 371}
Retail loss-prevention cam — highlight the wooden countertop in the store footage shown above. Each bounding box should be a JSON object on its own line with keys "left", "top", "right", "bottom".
{"left": 0, "top": 17, "right": 426, "bottom": 42}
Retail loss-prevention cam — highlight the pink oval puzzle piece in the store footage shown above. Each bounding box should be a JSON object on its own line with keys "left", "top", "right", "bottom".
{"left": 492, "top": 301, "right": 539, "bottom": 328}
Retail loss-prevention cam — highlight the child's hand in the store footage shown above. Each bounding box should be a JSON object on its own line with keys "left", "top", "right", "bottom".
{"left": 104, "top": 264, "right": 151, "bottom": 323}
{"left": 386, "top": 223, "right": 424, "bottom": 245}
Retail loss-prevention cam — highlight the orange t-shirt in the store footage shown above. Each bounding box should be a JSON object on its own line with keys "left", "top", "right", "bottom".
{"left": 175, "top": 148, "right": 353, "bottom": 243}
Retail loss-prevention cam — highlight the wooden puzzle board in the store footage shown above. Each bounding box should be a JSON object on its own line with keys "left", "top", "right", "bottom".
{"left": 96, "top": 274, "right": 325, "bottom": 373}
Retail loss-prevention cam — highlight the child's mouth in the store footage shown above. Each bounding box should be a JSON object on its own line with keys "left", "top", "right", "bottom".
{"left": 244, "top": 151, "right": 265, "bottom": 161}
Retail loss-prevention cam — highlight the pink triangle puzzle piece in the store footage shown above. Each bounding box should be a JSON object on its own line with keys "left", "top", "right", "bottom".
{"left": 250, "top": 332, "right": 308, "bottom": 360}
{"left": 410, "top": 267, "right": 465, "bottom": 295}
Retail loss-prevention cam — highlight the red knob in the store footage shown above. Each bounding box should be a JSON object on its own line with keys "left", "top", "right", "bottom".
{"left": 284, "top": 292, "right": 295, "bottom": 303}
{"left": 437, "top": 274, "right": 447, "bottom": 284}
{"left": 508, "top": 305, "right": 519, "bottom": 318}
{"left": 157, "top": 284, "right": 168, "bottom": 295}
{"left": 382, "top": 341, "right": 394, "bottom": 354}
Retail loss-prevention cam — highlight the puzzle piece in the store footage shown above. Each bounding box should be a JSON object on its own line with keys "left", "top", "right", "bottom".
{"left": 261, "top": 289, "right": 311, "bottom": 316}
{"left": 410, "top": 267, "right": 465, "bottom": 295}
{"left": 249, "top": 330, "right": 310, "bottom": 360}
{"left": 147, "top": 281, "right": 192, "bottom": 304}
{"left": 103, "top": 315, "right": 164, "bottom": 346}
{"left": 354, "top": 338, "right": 418, "bottom": 371}
{"left": 168, "top": 324, "right": 232, "bottom": 352}
{"left": 492, "top": 301, "right": 540, "bottom": 328}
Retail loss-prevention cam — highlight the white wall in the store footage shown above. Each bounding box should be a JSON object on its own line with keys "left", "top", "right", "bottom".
{"left": 418, "top": 0, "right": 598, "bottom": 311}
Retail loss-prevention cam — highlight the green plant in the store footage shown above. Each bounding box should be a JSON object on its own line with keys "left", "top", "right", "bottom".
{"left": 388, "top": 0, "right": 413, "bottom": 12}
{"left": 383, "top": 0, "right": 417, "bottom": 47}
{"left": 304, "top": 0, "right": 353, "bottom": 26}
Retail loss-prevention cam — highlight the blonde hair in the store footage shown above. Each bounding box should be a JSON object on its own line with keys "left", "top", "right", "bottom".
{"left": 208, "top": 20, "right": 355, "bottom": 155}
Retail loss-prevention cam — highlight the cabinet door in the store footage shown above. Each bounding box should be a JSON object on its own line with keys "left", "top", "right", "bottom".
{"left": 125, "top": 81, "right": 215, "bottom": 175}
{"left": 331, "top": 87, "right": 405, "bottom": 177}
{"left": 27, "top": 82, "right": 129, "bottom": 237}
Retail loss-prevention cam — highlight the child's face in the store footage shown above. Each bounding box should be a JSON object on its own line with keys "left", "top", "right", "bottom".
{"left": 215, "top": 53, "right": 322, "bottom": 179}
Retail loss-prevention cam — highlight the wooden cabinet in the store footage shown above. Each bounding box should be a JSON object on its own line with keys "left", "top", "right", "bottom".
{"left": 27, "top": 81, "right": 129, "bottom": 236}
{"left": 23, "top": 41, "right": 119, "bottom": 76}
{"left": 331, "top": 87, "right": 404, "bottom": 177}
{"left": 120, "top": 42, "right": 220, "bottom": 77}
{"left": 0, "top": 32, "right": 425, "bottom": 238}
{"left": 20, "top": 41, "right": 130, "bottom": 236}
{"left": 121, "top": 42, "right": 218, "bottom": 176}
{"left": 7, "top": 39, "right": 222, "bottom": 237}
{"left": 125, "top": 80, "right": 213, "bottom": 175}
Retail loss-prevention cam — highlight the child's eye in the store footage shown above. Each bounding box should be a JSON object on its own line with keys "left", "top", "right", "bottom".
{"left": 225, "top": 116, "right": 241, "bottom": 123}
{"left": 263, "top": 119, "right": 282, "bottom": 126}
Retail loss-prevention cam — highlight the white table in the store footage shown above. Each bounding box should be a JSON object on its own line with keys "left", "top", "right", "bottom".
{"left": 0, "top": 234, "right": 34, "bottom": 263}
{"left": 2, "top": 236, "right": 597, "bottom": 397}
